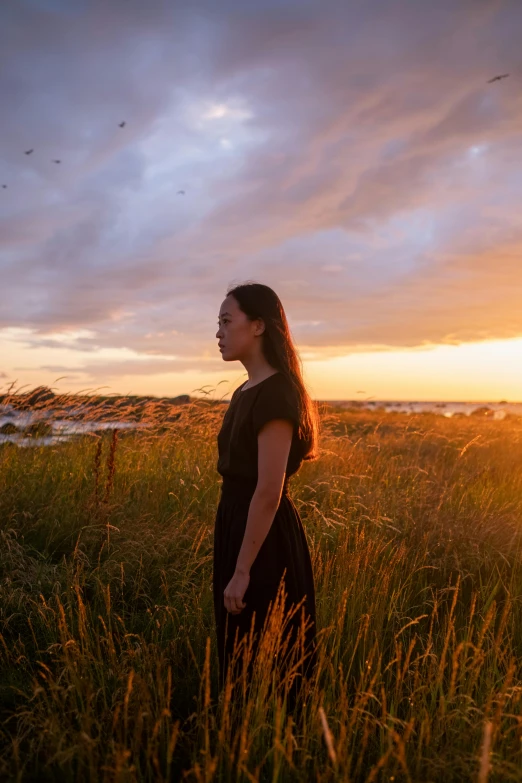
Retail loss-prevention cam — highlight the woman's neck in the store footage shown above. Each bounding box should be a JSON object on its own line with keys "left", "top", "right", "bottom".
{"left": 241, "top": 361, "right": 279, "bottom": 389}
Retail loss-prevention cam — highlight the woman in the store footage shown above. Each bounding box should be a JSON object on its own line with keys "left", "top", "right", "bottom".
{"left": 214, "top": 282, "right": 319, "bottom": 711}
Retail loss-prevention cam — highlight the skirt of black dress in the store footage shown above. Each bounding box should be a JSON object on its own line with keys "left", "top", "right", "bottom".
{"left": 213, "top": 474, "right": 317, "bottom": 695}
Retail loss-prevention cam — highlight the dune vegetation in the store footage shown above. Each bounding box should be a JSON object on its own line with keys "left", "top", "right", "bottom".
{"left": 1, "top": 397, "right": 522, "bottom": 782}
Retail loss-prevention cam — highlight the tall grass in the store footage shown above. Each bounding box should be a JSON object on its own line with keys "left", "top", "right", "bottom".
{"left": 1, "top": 397, "right": 522, "bottom": 781}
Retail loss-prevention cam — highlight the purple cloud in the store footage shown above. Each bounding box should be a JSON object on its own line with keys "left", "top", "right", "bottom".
{"left": 1, "top": 0, "right": 522, "bottom": 384}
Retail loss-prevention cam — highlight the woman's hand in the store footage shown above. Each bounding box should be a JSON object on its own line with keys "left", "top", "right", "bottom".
{"left": 224, "top": 568, "right": 250, "bottom": 614}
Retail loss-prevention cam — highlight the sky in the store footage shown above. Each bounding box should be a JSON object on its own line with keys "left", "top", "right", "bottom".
{"left": 1, "top": 0, "right": 521, "bottom": 402}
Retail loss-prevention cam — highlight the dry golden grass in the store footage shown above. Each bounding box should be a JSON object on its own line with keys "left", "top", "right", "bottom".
{"left": 1, "top": 394, "right": 522, "bottom": 781}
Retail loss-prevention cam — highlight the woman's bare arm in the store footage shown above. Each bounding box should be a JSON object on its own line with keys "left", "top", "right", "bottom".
{"left": 235, "top": 417, "right": 293, "bottom": 573}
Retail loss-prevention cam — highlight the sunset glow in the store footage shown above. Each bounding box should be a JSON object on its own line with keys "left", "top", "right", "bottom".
{"left": 1, "top": 0, "right": 521, "bottom": 402}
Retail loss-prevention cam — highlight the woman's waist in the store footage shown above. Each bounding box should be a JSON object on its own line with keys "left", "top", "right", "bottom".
{"left": 219, "top": 473, "right": 290, "bottom": 499}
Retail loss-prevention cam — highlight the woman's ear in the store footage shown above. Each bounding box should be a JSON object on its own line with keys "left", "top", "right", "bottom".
{"left": 254, "top": 318, "right": 265, "bottom": 337}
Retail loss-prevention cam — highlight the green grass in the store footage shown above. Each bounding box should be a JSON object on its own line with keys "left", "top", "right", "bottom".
{"left": 1, "top": 400, "right": 522, "bottom": 781}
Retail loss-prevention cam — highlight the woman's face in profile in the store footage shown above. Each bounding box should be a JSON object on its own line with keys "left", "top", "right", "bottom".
{"left": 216, "top": 295, "right": 262, "bottom": 362}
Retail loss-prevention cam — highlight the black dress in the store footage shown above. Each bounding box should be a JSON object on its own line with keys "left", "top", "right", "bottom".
{"left": 213, "top": 371, "right": 317, "bottom": 697}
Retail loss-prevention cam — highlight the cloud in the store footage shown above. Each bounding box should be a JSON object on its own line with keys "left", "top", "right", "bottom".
{"left": 1, "top": 0, "right": 522, "bottom": 385}
{"left": 36, "top": 356, "right": 225, "bottom": 378}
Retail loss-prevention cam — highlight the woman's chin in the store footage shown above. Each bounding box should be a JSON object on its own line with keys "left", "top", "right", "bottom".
{"left": 220, "top": 349, "right": 238, "bottom": 361}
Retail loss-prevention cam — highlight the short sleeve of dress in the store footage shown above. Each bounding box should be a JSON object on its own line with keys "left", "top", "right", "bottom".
{"left": 252, "top": 377, "right": 300, "bottom": 436}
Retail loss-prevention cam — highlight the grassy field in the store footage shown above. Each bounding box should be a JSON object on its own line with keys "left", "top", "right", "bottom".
{"left": 1, "top": 399, "right": 522, "bottom": 782}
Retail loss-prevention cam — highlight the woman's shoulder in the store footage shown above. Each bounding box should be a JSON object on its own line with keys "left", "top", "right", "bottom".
{"left": 257, "top": 371, "right": 295, "bottom": 397}
{"left": 239, "top": 372, "right": 299, "bottom": 411}
{"left": 272, "top": 371, "right": 297, "bottom": 394}
{"left": 251, "top": 372, "right": 300, "bottom": 426}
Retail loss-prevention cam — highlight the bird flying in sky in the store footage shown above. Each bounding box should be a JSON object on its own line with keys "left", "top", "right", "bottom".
{"left": 24, "top": 149, "right": 34, "bottom": 155}
{"left": 119, "top": 121, "right": 126, "bottom": 127}
{"left": 53, "top": 159, "right": 61, "bottom": 164}
{"left": 487, "top": 73, "right": 510, "bottom": 83}
{"left": 2, "top": 185, "right": 6, "bottom": 189}
{"left": 177, "top": 190, "right": 185, "bottom": 195}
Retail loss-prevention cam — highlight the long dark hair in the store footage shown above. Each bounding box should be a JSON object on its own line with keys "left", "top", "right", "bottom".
{"left": 227, "top": 282, "right": 319, "bottom": 461}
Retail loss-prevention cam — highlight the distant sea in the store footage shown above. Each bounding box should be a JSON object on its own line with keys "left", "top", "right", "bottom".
{"left": 1, "top": 399, "right": 521, "bottom": 448}
{"left": 0, "top": 404, "right": 146, "bottom": 449}
{"left": 323, "top": 400, "right": 522, "bottom": 420}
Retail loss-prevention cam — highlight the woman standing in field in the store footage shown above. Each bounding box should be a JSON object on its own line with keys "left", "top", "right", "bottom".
{"left": 214, "top": 282, "right": 319, "bottom": 710}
